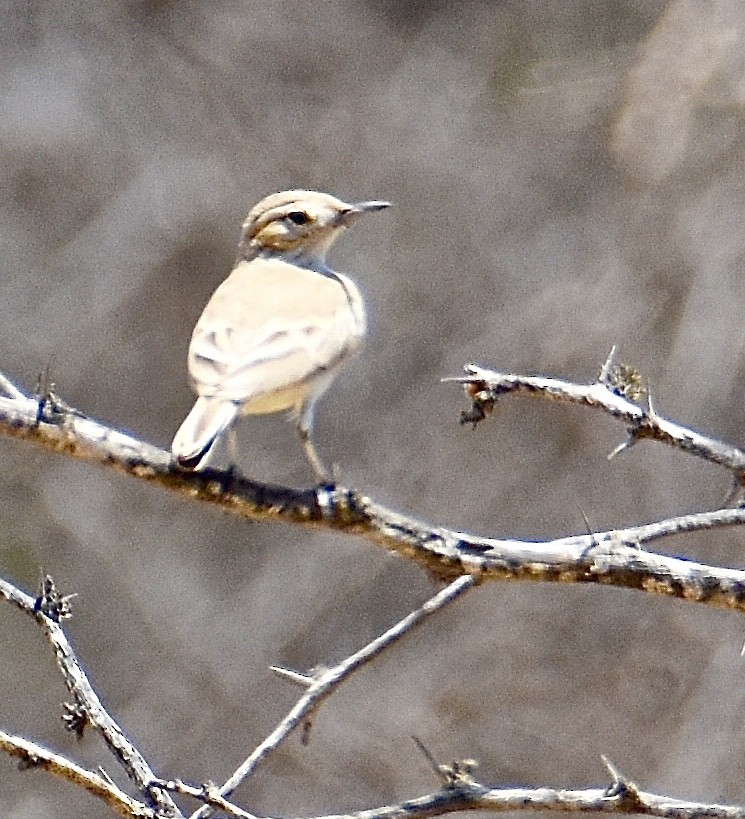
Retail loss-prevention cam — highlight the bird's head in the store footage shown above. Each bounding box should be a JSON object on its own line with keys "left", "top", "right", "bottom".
{"left": 238, "top": 190, "right": 390, "bottom": 266}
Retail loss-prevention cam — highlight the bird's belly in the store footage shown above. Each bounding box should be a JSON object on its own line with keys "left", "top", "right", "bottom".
{"left": 239, "top": 363, "right": 341, "bottom": 417}
{"left": 239, "top": 382, "right": 313, "bottom": 416}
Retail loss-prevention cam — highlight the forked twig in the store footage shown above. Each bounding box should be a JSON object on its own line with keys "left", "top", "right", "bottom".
{"left": 190, "top": 574, "right": 476, "bottom": 818}
{"left": 0, "top": 575, "right": 179, "bottom": 816}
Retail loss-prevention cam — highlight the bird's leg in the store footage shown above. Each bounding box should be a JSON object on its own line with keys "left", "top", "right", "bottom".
{"left": 217, "top": 428, "right": 240, "bottom": 493}
{"left": 297, "top": 404, "right": 332, "bottom": 485}
{"left": 227, "top": 427, "right": 239, "bottom": 469}
{"left": 299, "top": 426, "right": 333, "bottom": 485}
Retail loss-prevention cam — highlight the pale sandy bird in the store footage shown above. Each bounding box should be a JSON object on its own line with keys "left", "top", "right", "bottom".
{"left": 171, "top": 189, "right": 390, "bottom": 481}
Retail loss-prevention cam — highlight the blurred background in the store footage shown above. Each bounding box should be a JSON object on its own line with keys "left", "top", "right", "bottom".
{"left": 3, "top": 1, "right": 745, "bottom": 816}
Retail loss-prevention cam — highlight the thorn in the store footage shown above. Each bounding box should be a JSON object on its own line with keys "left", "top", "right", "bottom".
{"left": 723, "top": 475, "right": 744, "bottom": 507}
{"left": 601, "top": 754, "right": 638, "bottom": 803}
{"left": 646, "top": 388, "right": 657, "bottom": 418}
{"left": 599, "top": 346, "right": 618, "bottom": 384}
{"left": 301, "top": 718, "right": 313, "bottom": 745}
{"left": 607, "top": 434, "right": 636, "bottom": 461}
{"left": 202, "top": 780, "right": 221, "bottom": 801}
{"left": 601, "top": 754, "right": 625, "bottom": 798}
{"left": 269, "top": 665, "right": 313, "bottom": 688}
{"left": 577, "top": 506, "right": 600, "bottom": 563}
{"left": 601, "top": 754, "right": 621, "bottom": 781}
{"left": 98, "top": 767, "right": 115, "bottom": 786}
{"left": 578, "top": 505, "right": 593, "bottom": 537}
{"left": 412, "top": 737, "right": 478, "bottom": 788}
{"left": 412, "top": 736, "right": 443, "bottom": 780}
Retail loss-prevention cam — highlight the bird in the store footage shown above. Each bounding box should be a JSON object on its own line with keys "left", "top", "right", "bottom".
{"left": 171, "top": 189, "right": 390, "bottom": 482}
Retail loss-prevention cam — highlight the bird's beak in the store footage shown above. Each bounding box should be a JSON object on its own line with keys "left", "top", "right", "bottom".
{"left": 339, "top": 200, "right": 391, "bottom": 224}
{"left": 352, "top": 200, "right": 391, "bottom": 213}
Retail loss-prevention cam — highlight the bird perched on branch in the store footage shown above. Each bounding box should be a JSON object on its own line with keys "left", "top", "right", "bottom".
{"left": 171, "top": 189, "right": 390, "bottom": 482}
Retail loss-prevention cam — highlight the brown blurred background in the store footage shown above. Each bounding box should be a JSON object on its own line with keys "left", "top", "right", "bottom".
{"left": 3, "top": 1, "right": 745, "bottom": 816}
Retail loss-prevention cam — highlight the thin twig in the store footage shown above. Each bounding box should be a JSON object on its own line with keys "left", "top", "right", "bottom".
{"left": 0, "top": 575, "right": 180, "bottom": 816}
{"left": 0, "top": 729, "right": 155, "bottom": 818}
{"left": 451, "top": 362, "right": 745, "bottom": 476}
{"left": 190, "top": 574, "right": 476, "bottom": 819}
{"left": 297, "top": 778, "right": 745, "bottom": 819}
{"left": 0, "top": 370, "right": 27, "bottom": 401}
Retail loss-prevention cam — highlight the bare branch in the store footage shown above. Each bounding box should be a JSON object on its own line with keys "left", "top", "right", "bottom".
{"left": 4, "top": 368, "right": 745, "bottom": 818}
{"left": 8, "top": 722, "right": 745, "bottom": 819}
{"left": 2, "top": 373, "right": 745, "bottom": 613}
{"left": 304, "top": 778, "right": 745, "bottom": 819}
{"left": 0, "top": 729, "right": 155, "bottom": 818}
{"left": 0, "top": 575, "right": 180, "bottom": 816}
{"left": 190, "top": 575, "right": 476, "bottom": 819}
{"left": 451, "top": 362, "right": 745, "bottom": 477}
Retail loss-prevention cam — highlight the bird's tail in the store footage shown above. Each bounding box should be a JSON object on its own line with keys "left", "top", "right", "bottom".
{"left": 171, "top": 397, "right": 239, "bottom": 470}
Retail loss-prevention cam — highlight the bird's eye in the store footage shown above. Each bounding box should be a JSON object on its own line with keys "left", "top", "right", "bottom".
{"left": 286, "top": 211, "right": 310, "bottom": 225}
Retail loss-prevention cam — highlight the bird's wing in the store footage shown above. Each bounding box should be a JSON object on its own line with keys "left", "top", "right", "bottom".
{"left": 187, "top": 257, "right": 365, "bottom": 403}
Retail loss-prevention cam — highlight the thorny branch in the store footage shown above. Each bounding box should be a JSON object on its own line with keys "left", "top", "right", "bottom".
{"left": 0, "top": 367, "right": 743, "bottom": 610}
{"left": 0, "top": 575, "right": 178, "bottom": 816}
{"left": 306, "top": 774, "right": 745, "bottom": 819}
{"left": 0, "top": 729, "right": 155, "bottom": 818}
{"left": 4, "top": 589, "right": 743, "bottom": 819}
{"left": 6, "top": 722, "right": 745, "bottom": 819}
{"left": 4, "top": 356, "right": 745, "bottom": 817}
{"left": 301, "top": 750, "right": 745, "bottom": 819}
{"left": 452, "top": 350, "right": 745, "bottom": 478}
{"left": 0, "top": 571, "right": 473, "bottom": 817}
